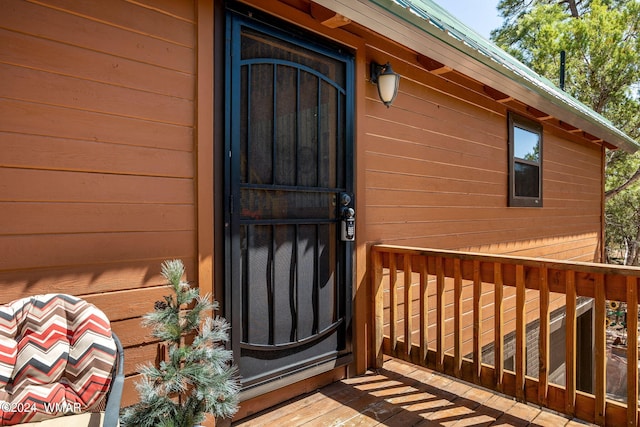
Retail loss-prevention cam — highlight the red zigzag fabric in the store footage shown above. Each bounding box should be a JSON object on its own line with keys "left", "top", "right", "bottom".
{"left": 0, "top": 294, "right": 117, "bottom": 425}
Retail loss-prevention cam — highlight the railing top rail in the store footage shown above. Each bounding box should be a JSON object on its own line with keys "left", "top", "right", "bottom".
{"left": 372, "top": 244, "right": 640, "bottom": 277}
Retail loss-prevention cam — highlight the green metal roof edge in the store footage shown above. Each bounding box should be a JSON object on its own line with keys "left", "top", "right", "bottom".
{"left": 369, "top": 0, "right": 640, "bottom": 152}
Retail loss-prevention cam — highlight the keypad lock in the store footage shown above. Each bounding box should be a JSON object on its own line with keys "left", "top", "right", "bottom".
{"left": 340, "top": 193, "right": 355, "bottom": 242}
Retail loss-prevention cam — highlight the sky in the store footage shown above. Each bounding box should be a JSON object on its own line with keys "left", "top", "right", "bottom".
{"left": 431, "top": 0, "right": 503, "bottom": 39}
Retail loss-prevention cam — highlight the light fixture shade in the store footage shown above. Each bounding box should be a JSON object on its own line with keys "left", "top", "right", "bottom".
{"left": 371, "top": 62, "right": 400, "bottom": 107}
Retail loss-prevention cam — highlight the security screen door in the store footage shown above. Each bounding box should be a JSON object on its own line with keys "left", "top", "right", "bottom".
{"left": 226, "top": 10, "right": 354, "bottom": 396}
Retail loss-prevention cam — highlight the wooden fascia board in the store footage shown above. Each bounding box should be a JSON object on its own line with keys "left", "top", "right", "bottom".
{"left": 417, "top": 54, "right": 452, "bottom": 74}
{"left": 483, "top": 85, "right": 513, "bottom": 103}
{"left": 242, "top": 0, "right": 363, "bottom": 50}
{"left": 311, "top": 0, "right": 638, "bottom": 153}
{"left": 526, "top": 106, "right": 554, "bottom": 121}
{"left": 310, "top": 3, "right": 351, "bottom": 28}
{"left": 322, "top": 13, "right": 351, "bottom": 28}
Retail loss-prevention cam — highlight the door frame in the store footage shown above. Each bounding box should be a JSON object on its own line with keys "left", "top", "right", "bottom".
{"left": 223, "top": 3, "right": 356, "bottom": 400}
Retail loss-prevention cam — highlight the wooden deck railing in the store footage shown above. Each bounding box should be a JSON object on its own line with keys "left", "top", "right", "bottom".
{"left": 371, "top": 244, "right": 640, "bottom": 426}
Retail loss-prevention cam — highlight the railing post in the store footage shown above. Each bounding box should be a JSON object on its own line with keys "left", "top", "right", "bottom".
{"left": 372, "top": 248, "right": 384, "bottom": 369}
{"left": 627, "top": 276, "right": 638, "bottom": 427}
{"left": 595, "top": 273, "right": 606, "bottom": 425}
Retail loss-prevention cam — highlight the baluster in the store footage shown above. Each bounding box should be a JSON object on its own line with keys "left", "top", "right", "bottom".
{"left": 420, "top": 257, "right": 428, "bottom": 364}
{"left": 436, "top": 256, "right": 445, "bottom": 372}
{"left": 389, "top": 254, "right": 398, "bottom": 356}
{"left": 454, "top": 258, "right": 462, "bottom": 378}
{"left": 473, "top": 260, "right": 482, "bottom": 383}
{"left": 539, "top": 266, "right": 549, "bottom": 407}
{"left": 404, "top": 254, "right": 413, "bottom": 358}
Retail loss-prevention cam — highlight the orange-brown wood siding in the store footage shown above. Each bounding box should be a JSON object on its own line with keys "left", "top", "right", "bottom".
{"left": 362, "top": 54, "right": 603, "bottom": 262}
{"left": 0, "top": 0, "right": 197, "bottom": 406}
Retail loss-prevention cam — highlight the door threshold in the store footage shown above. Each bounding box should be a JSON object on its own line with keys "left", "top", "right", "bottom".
{"left": 239, "top": 354, "right": 352, "bottom": 401}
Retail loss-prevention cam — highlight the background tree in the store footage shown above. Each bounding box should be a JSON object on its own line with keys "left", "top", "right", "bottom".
{"left": 491, "top": 0, "right": 640, "bottom": 263}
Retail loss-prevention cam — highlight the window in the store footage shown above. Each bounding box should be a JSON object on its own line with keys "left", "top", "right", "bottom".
{"left": 508, "top": 113, "right": 542, "bottom": 207}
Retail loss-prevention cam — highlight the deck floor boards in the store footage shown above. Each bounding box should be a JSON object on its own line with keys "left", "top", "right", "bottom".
{"left": 232, "top": 358, "right": 595, "bottom": 426}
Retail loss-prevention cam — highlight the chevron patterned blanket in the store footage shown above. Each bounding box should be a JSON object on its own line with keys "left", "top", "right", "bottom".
{"left": 0, "top": 294, "right": 117, "bottom": 425}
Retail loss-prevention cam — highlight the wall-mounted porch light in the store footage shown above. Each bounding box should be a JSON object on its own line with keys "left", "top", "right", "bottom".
{"left": 370, "top": 61, "right": 400, "bottom": 108}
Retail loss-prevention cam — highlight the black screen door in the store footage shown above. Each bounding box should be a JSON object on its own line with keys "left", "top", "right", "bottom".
{"left": 225, "top": 10, "right": 354, "bottom": 397}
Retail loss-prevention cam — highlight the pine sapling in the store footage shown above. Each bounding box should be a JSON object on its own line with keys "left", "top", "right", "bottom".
{"left": 121, "top": 260, "right": 239, "bottom": 427}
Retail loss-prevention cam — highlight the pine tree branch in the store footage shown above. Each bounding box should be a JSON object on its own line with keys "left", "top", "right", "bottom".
{"left": 562, "top": 0, "right": 580, "bottom": 17}
{"left": 605, "top": 166, "right": 640, "bottom": 200}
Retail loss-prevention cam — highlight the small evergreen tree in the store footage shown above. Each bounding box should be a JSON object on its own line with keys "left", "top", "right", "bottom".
{"left": 121, "top": 260, "right": 239, "bottom": 427}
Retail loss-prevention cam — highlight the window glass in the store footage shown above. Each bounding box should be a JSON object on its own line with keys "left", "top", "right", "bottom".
{"left": 514, "top": 162, "right": 539, "bottom": 197}
{"left": 514, "top": 126, "right": 540, "bottom": 162}
{"left": 508, "top": 113, "right": 542, "bottom": 207}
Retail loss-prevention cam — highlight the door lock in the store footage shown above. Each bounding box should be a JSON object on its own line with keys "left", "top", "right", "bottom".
{"left": 339, "top": 193, "right": 355, "bottom": 242}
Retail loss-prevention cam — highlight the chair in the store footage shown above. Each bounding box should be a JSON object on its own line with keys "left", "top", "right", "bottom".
{"left": 0, "top": 294, "right": 124, "bottom": 426}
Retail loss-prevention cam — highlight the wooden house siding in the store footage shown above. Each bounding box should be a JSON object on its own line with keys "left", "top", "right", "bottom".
{"left": 0, "top": 0, "right": 197, "bottom": 406}
{"left": 362, "top": 50, "right": 604, "bottom": 262}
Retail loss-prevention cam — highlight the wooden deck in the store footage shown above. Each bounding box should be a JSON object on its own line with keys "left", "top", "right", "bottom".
{"left": 232, "top": 358, "right": 594, "bottom": 426}
{"left": 371, "top": 245, "right": 640, "bottom": 426}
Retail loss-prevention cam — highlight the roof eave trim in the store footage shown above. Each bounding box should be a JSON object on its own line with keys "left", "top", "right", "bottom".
{"left": 312, "top": 0, "right": 639, "bottom": 152}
